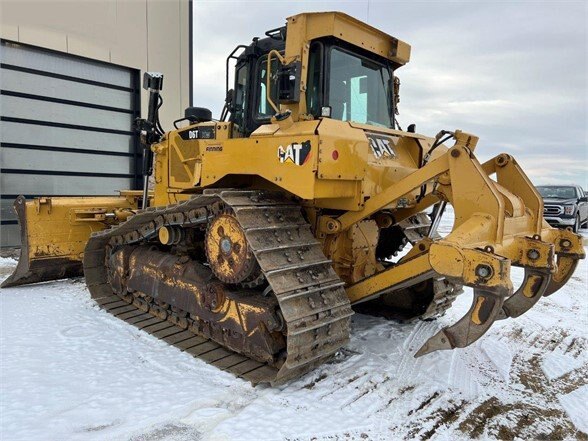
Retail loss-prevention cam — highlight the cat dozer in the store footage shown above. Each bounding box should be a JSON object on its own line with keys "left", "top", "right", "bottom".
{"left": 2, "top": 12, "right": 584, "bottom": 384}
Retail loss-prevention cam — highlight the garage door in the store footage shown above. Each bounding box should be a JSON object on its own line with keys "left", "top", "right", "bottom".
{"left": 0, "top": 40, "right": 141, "bottom": 247}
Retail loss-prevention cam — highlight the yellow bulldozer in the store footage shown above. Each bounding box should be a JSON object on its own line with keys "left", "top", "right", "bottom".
{"left": 2, "top": 12, "right": 584, "bottom": 384}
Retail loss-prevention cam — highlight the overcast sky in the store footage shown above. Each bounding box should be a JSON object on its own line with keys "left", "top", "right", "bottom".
{"left": 193, "top": 1, "right": 587, "bottom": 188}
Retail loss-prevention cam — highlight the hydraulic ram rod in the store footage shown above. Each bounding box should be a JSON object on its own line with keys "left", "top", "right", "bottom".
{"left": 136, "top": 72, "right": 164, "bottom": 209}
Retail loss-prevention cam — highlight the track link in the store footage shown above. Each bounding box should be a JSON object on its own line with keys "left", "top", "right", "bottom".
{"left": 84, "top": 190, "right": 353, "bottom": 385}
{"left": 398, "top": 212, "right": 462, "bottom": 319}
{"left": 364, "top": 212, "right": 462, "bottom": 321}
{"left": 95, "top": 293, "right": 277, "bottom": 382}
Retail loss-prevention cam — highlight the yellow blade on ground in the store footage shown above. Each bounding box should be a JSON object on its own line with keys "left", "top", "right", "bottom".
{"left": 1, "top": 195, "right": 138, "bottom": 288}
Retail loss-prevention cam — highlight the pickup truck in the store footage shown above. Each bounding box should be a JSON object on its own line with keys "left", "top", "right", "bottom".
{"left": 536, "top": 185, "right": 588, "bottom": 232}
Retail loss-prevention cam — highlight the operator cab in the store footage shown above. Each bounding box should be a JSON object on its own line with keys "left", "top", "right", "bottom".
{"left": 225, "top": 28, "right": 286, "bottom": 136}
{"left": 224, "top": 26, "right": 402, "bottom": 137}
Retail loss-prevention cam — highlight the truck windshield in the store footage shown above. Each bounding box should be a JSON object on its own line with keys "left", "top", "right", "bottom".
{"left": 536, "top": 186, "right": 577, "bottom": 199}
{"left": 328, "top": 47, "right": 393, "bottom": 128}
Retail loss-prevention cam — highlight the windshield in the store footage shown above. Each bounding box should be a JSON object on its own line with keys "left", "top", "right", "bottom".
{"left": 536, "top": 186, "right": 577, "bottom": 199}
{"left": 328, "top": 47, "right": 393, "bottom": 128}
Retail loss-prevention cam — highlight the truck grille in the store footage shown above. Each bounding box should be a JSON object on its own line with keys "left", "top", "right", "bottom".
{"left": 544, "top": 205, "right": 563, "bottom": 215}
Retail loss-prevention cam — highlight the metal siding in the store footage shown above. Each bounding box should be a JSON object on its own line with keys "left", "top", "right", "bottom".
{"left": 1, "top": 224, "right": 20, "bottom": 248}
{"left": 1, "top": 42, "right": 132, "bottom": 87}
{"left": 1, "top": 200, "right": 17, "bottom": 222}
{"left": 0, "top": 174, "right": 133, "bottom": 196}
{"left": 2, "top": 69, "right": 133, "bottom": 109}
{"left": 2, "top": 95, "right": 133, "bottom": 132}
{"left": 0, "top": 147, "right": 135, "bottom": 175}
{"left": 0, "top": 40, "right": 139, "bottom": 247}
{"left": 1, "top": 121, "right": 134, "bottom": 154}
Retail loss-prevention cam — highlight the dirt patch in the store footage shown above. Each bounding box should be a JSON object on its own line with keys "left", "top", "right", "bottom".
{"left": 346, "top": 374, "right": 363, "bottom": 384}
{"left": 563, "top": 336, "right": 587, "bottom": 357}
{"left": 399, "top": 385, "right": 415, "bottom": 395}
{"left": 458, "top": 397, "right": 585, "bottom": 440}
{"left": 128, "top": 423, "right": 201, "bottom": 441}
{"left": 420, "top": 401, "right": 464, "bottom": 440}
{"left": 514, "top": 351, "right": 587, "bottom": 397}
{"left": 408, "top": 391, "right": 440, "bottom": 416}
{"left": 516, "top": 355, "right": 546, "bottom": 394}
{"left": 404, "top": 398, "right": 464, "bottom": 440}
{"left": 303, "top": 373, "right": 328, "bottom": 389}
{"left": 553, "top": 367, "right": 588, "bottom": 395}
{"left": 81, "top": 420, "right": 120, "bottom": 432}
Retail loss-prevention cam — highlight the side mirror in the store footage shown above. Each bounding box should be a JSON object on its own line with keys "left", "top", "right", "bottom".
{"left": 579, "top": 196, "right": 588, "bottom": 202}
{"left": 225, "top": 88, "right": 235, "bottom": 112}
{"left": 277, "top": 61, "right": 301, "bottom": 104}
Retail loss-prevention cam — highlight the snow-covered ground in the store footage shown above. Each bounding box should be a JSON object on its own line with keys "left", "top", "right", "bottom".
{"left": 1, "top": 214, "right": 587, "bottom": 441}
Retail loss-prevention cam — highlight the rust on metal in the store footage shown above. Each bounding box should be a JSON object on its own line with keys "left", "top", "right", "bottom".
{"left": 83, "top": 190, "right": 353, "bottom": 385}
{"left": 204, "top": 211, "right": 260, "bottom": 285}
{"left": 1, "top": 196, "right": 83, "bottom": 288}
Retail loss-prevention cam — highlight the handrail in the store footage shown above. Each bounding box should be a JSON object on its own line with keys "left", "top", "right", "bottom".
{"left": 266, "top": 49, "right": 286, "bottom": 114}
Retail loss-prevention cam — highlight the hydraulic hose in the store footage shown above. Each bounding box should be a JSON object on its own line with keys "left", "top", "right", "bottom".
{"left": 416, "top": 130, "right": 455, "bottom": 203}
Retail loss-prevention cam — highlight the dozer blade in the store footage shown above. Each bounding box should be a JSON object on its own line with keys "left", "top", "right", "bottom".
{"left": 415, "top": 287, "right": 508, "bottom": 357}
{"left": 1, "top": 195, "right": 137, "bottom": 288}
{"left": 1, "top": 196, "right": 81, "bottom": 288}
{"left": 497, "top": 269, "right": 551, "bottom": 319}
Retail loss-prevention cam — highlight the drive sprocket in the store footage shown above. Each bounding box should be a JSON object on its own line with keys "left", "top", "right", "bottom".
{"left": 205, "top": 209, "right": 261, "bottom": 285}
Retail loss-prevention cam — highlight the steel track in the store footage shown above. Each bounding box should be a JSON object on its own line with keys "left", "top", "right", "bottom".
{"left": 84, "top": 190, "right": 353, "bottom": 385}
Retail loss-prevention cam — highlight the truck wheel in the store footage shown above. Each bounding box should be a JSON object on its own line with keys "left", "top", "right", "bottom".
{"left": 573, "top": 214, "right": 580, "bottom": 233}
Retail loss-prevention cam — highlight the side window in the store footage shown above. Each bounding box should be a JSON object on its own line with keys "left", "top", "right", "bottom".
{"left": 233, "top": 63, "right": 248, "bottom": 128}
{"left": 256, "top": 55, "right": 279, "bottom": 120}
{"left": 306, "top": 42, "right": 323, "bottom": 117}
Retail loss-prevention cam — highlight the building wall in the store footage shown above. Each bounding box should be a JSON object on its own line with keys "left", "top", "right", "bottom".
{"left": 0, "top": 0, "right": 191, "bottom": 127}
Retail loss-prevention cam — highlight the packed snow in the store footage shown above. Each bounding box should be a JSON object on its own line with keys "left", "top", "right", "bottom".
{"left": 558, "top": 385, "right": 588, "bottom": 435}
{"left": 1, "top": 213, "right": 587, "bottom": 441}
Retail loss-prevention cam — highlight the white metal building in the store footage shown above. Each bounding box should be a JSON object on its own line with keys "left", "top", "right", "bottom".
{"left": 0, "top": 0, "right": 192, "bottom": 246}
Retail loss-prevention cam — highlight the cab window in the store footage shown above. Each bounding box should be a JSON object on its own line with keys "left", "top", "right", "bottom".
{"left": 255, "top": 55, "right": 279, "bottom": 120}
{"left": 233, "top": 63, "right": 248, "bottom": 128}
{"left": 328, "top": 47, "right": 393, "bottom": 127}
{"left": 306, "top": 42, "right": 323, "bottom": 117}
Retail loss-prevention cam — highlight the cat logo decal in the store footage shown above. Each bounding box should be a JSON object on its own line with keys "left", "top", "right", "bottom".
{"left": 367, "top": 134, "right": 396, "bottom": 159}
{"left": 277, "top": 140, "right": 312, "bottom": 165}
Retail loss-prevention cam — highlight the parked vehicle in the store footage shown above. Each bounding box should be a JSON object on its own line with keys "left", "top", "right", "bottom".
{"left": 537, "top": 185, "right": 588, "bottom": 232}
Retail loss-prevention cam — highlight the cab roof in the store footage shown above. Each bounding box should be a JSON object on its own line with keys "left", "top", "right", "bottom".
{"left": 286, "top": 11, "right": 411, "bottom": 66}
